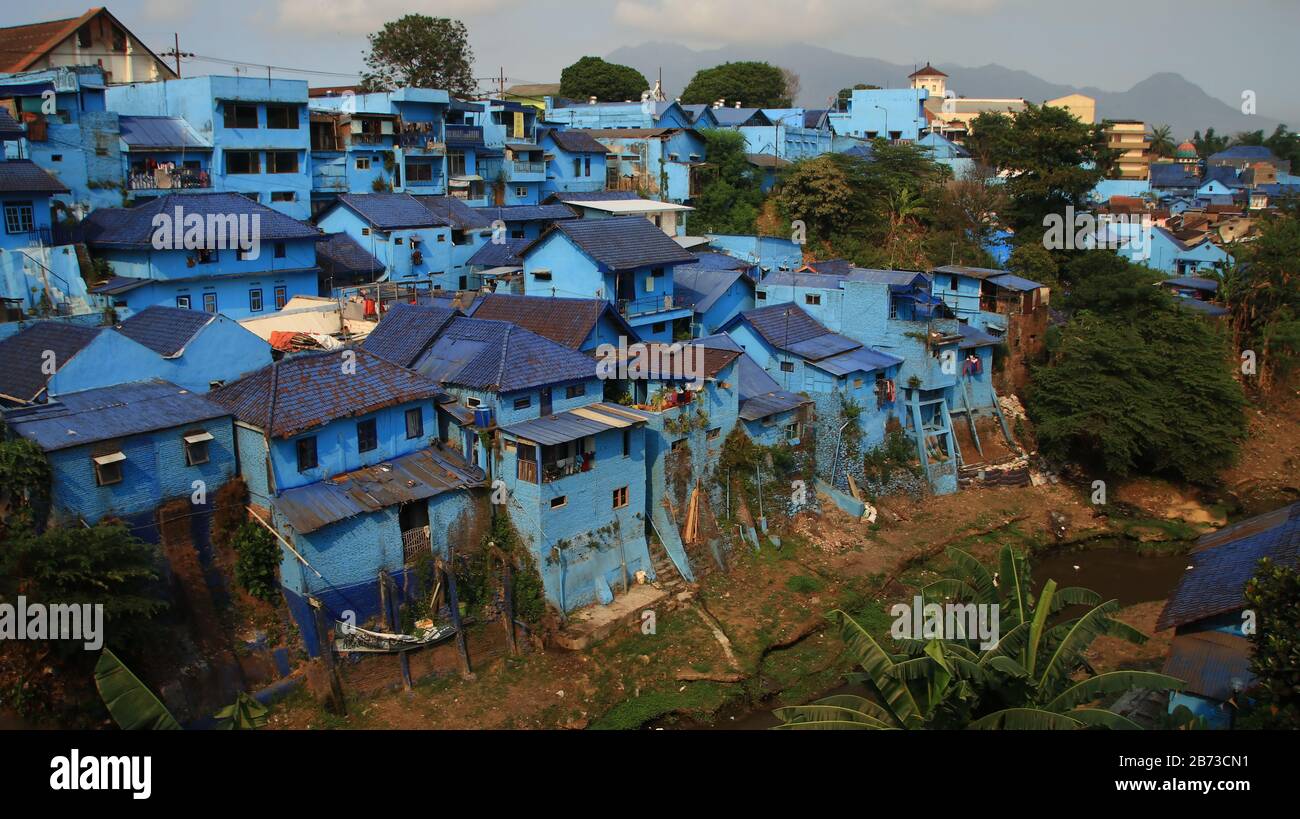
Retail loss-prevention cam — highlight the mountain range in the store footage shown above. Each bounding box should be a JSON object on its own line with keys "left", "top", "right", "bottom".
{"left": 606, "top": 42, "right": 1283, "bottom": 140}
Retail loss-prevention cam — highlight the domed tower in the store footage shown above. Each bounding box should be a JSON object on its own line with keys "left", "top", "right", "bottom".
{"left": 1174, "top": 140, "right": 1198, "bottom": 165}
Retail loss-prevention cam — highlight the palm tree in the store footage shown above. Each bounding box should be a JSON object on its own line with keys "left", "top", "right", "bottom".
{"left": 1149, "top": 125, "right": 1176, "bottom": 159}
{"left": 775, "top": 546, "right": 1184, "bottom": 729}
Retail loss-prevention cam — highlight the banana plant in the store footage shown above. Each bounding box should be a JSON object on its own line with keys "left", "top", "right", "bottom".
{"left": 94, "top": 647, "right": 182, "bottom": 730}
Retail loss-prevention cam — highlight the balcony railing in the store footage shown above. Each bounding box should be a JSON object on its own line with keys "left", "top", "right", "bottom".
{"left": 444, "top": 125, "right": 483, "bottom": 146}
{"left": 128, "top": 168, "right": 211, "bottom": 191}
{"left": 512, "top": 160, "right": 545, "bottom": 175}
{"left": 516, "top": 454, "right": 594, "bottom": 484}
{"left": 618, "top": 293, "right": 676, "bottom": 317}
{"left": 399, "top": 133, "right": 446, "bottom": 152}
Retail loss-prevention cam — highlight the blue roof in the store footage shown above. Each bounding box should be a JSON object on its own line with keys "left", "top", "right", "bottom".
{"left": 672, "top": 265, "right": 750, "bottom": 314}
{"left": 78, "top": 192, "right": 320, "bottom": 247}
{"left": 543, "top": 190, "right": 642, "bottom": 204}
{"left": 711, "top": 108, "right": 772, "bottom": 127}
{"left": 736, "top": 352, "right": 810, "bottom": 422}
{"left": 466, "top": 238, "right": 529, "bottom": 268}
{"left": 1150, "top": 162, "right": 1200, "bottom": 189}
{"left": 0, "top": 321, "right": 103, "bottom": 404}
{"left": 117, "top": 116, "right": 210, "bottom": 150}
{"left": 361, "top": 302, "right": 459, "bottom": 368}
{"left": 115, "top": 306, "right": 214, "bottom": 357}
{"left": 317, "top": 232, "right": 384, "bottom": 277}
{"left": 337, "top": 193, "right": 448, "bottom": 230}
{"left": 415, "top": 317, "right": 598, "bottom": 393}
{"left": 1202, "top": 165, "right": 1244, "bottom": 189}
{"left": 1209, "top": 145, "right": 1279, "bottom": 162}
{"left": 415, "top": 195, "right": 493, "bottom": 230}
{"left": 210, "top": 348, "right": 441, "bottom": 438}
{"left": 474, "top": 204, "right": 576, "bottom": 224}
{"left": 807, "top": 345, "right": 902, "bottom": 376}
{"left": 730, "top": 303, "right": 832, "bottom": 350}
{"left": 1174, "top": 297, "right": 1229, "bottom": 317}
{"left": 690, "top": 251, "right": 753, "bottom": 272}
{"left": 1157, "top": 502, "right": 1300, "bottom": 630}
{"left": 5, "top": 379, "right": 229, "bottom": 452}
{"left": 957, "top": 323, "right": 1000, "bottom": 349}
{"left": 540, "top": 128, "right": 610, "bottom": 154}
{"left": 1162, "top": 276, "right": 1219, "bottom": 293}
{"left": 0, "top": 158, "right": 69, "bottom": 193}
{"left": 986, "top": 273, "right": 1044, "bottom": 292}
{"left": 532, "top": 216, "right": 698, "bottom": 271}
{"left": 0, "top": 108, "right": 24, "bottom": 141}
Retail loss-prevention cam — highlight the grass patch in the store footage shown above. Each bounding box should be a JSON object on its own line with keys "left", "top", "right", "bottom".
{"left": 785, "top": 575, "right": 824, "bottom": 594}
{"left": 589, "top": 682, "right": 734, "bottom": 730}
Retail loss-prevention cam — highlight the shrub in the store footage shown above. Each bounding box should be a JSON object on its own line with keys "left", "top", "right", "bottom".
{"left": 232, "top": 522, "right": 281, "bottom": 603}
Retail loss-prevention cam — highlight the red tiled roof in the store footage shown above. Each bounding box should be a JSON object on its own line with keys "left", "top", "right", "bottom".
{"left": 0, "top": 8, "right": 176, "bottom": 77}
{"left": 909, "top": 62, "right": 948, "bottom": 78}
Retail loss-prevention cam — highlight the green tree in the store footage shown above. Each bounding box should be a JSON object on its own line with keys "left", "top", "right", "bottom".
{"left": 689, "top": 129, "right": 765, "bottom": 235}
{"left": 1221, "top": 210, "right": 1300, "bottom": 391}
{"left": 232, "top": 522, "right": 281, "bottom": 603}
{"left": 776, "top": 546, "right": 1183, "bottom": 729}
{"left": 1026, "top": 309, "right": 1245, "bottom": 482}
{"left": 1192, "top": 128, "right": 1230, "bottom": 157}
{"left": 1149, "top": 124, "right": 1176, "bottom": 159}
{"left": 1243, "top": 558, "right": 1300, "bottom": 729}
{"left": 680, "top": 61, "right": 790, "bottom": 108}
{"left": 1061, "top": 250, "right": 1172, "bottom": 318}
{"left": 0, "top": 435, "right": 52, "bottom": 532}
{"left": 558, "top": 56, "right": 649, "bottom": 102}
{"left": 969, "top": 105, "right": 1112, "bottom": 240}
{"left": 360, "top": 15, "right": 476, "bottom": 97}
{"left": 1007, "top": 241, "right": 1059, "bottom": 289}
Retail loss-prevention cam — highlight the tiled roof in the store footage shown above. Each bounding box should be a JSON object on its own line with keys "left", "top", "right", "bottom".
{"left": 210, "top": 347, "right": 442, "bottom": 438}
{"left": 731, "top": 303, "right": 833, "bottom": 350}
{"left": 5, "top": 379, "right": 228, "bottom": 452}
{"left": 415, "top": 195, "right": 493, "bottom": 230}
{"left": 0, "top": 11, "right": 95, "bottom": 73}
{"left": 1150, "top": 162, "right": 1201, "bottom": 188}
{"left": 467, "top": 293, "right": 633, "bottom": 349}
{"left": 745, "top": 153, "right": 792, "bottom": 169}
{"left": 118, "top": 116, "right": 210, "bottom": 150}
{"left": 711, "top": 108, "right": 771, "bottom": 127}
{"left": 543, "top": 191, "right": 642, "bottom": 204}
{"left": 78, "top": 192, "right": 320, "bottom": 247}
{"left": 360, "top": 302, "right": 459, "bottom": 368}
{"left": 337, "top": 193, "right": 448, "bottom": 230}
{"left": 533, "top": 216, "right": 697, "bottom": 271}
{"left": 1156, "top": 502, "right": 1300, "bottom": 631}
{"left": 1209, "top": 145, "right": 1279, "bottom": 162}
{"left": 0, "top": 108, "right": 25, "bottom": 141}
{"left": 415, "top": 317, "right": 598, "bottom": 392}
{"left": 316, "top": 232, "right": 384, "bottom": 277}
{"left": 672, "top": 265, "right": 749, "bottom": 314}
{"left": 909, "top": 62, "right": 948, "bottom": 78}
{"left": 474, "top": 204, "right": 576, "bottom": 223}
{"left": 115, "top": 306, "right": 214, "bottom": 357}
{"left": 986, "top": 273, "right": 1044, "bottom": 292}
{"left": 544, "top": 128, "right": 610, "bottom": 154}
{"left": 0, "top": 158, "right": 69, "bottom": 193}
{"left": 691, "top": 251, "right": 753, "bottom": 272}
{"left": 0, "top": 321, "right": 103, "bottom": 404}
{"left": 466, "top": 238, "right": 529, "bottom": 268}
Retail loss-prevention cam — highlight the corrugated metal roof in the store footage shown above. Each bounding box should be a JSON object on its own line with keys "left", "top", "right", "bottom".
{"left": 672, "top": 266, "right": 749, "bottom": 314}
{"left": 1162, "top": 631, "right": 1253, "bottom": 702}
{"left": 530, "top": 216, "right": 698, "bottom": 271}
{"left": 115, "top": 306, "right": 214, "bottom": 357}
{"left": 500, "top": 402, "right": 649, "bottom": 446}
{"left": 807, "top": 345, "right": 902, "bottom": 376}
{"left": 1157, "top": 502, "right": 1300, "bottom": 631}
{"left": 1162, "top": 276, "right": 1219, "bottom": 293}
{"left": 5, "top": 379, "right": 229, "bottom": 451}
{"left": 361, "top": 303, "right": 459, "bottom": 368}
{"left": 415, "top": 317, "right": 599, "bottom": 392}
{"left": 958, "top": 323, "right": 1001, "bottom": 349}
{"left": 274, "top": 445, "right": 485, "bottom": 533}
{"left": 0, "top": 321, "right": 103, "bottom": 404}
{"left": 210, "top": 348, "right": 441, "bottom": 439}
{"left": 985, "top": 273, "right": 1045, "bottom": 292}
{"left": 933, "top": 264, "right": 1009, "bottom": 281}
{"left": 785, "top": 333, "right": 861, "bottom": 361}
{"left": 543, "top": 191, "right": 641, "bottom": 204}
{"left": 118, "top": 116, "right": 211, "bottom": 150}
{"left": 739, "top": 390, "right": 811, "bottom": 421}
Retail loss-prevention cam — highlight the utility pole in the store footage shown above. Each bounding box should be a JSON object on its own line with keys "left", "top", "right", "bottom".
{"left": 498, "top": 67, "right": 506, "bottom": 98}
{"left": 161, "top": 34, "right": 193, "bottom": 78}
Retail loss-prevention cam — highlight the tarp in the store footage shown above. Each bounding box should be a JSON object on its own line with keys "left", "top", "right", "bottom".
{"left": 334, "top": 622, "right": 457, "bottom": 653}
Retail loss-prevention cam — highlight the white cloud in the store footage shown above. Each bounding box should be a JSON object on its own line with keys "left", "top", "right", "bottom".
{"left": 612, "top": 0, "right": 1010, "bottom": 42}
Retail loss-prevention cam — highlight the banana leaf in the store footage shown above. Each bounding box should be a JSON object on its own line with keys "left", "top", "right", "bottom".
{"left": 94, "top": 648, "right": 182, "bottom": 731}
{"left": 968, "top": 708, "right": 1082, "bottom": 730}
{"left": 1044, "top": 671, "right": 1185, "bottom": 713}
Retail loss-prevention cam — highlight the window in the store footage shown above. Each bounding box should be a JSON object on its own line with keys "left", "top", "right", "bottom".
{"left": 202, "top": 292, "right": 217, "bottom": 313}
{"left": 176, "top": 295, "right": 191, "bottom": 309}
{"left": 224, "top": 103, "right": 258, "bottom": 129}
{"left": 249, "top": 288, "right": 263, "bottom": 312}
{"left": 270, "top": 191, "right": 296, "bottom": 202}
{"left": 805, "top": 293, "right": 821, "bottom": 306}
{"left": 573, "top": 158, "right": 582, "bottom": 176}
{"left": 785, "top": 422, "right": 801, "bottom": 440}
{"left": 853, "top": 377, "right": 864, "bottom": 389}
{"left": 50, "top": 154, "right": 62, "bottom": 162}
{"left": 274, "top": 241, "right": 286, "bottom": 259}
{"left": 463, "top": 396, "right": 482, "bottom": 408}
{"left": 756, "top": 291, "right": 768, "bottom": 301}
{"left": 183, "top": 432, "right": 212, "bottom": 466}
{"left": 565, "top": 383, "right": 585, "bottom": 400}
{"left": 394, "top": 237, "right": 404, "bottom": 245}
{"left": 406, "top": 161, "right": 434, "bottom": 182}
{"left": 357, "top": 419, "right": 378, "bottom": 452}
{"left": 196, "top": 248, "right": 217, "bottom": 265}
{"left": 532, "top": 269, "right": 552, "bottom": 281}
{"left": 225, "top": 151, "right": 260, "bottom": 174}
{"left": 622, "top": 428, "right": 631, "bottom": 457}
{"left": 93, "top": 453, "right": 124, "bottom": 486}
{"left": 111, "top": 26, "right": 127, "bottom": 52}
{"left": 3, "top": 202, "right": 34, "bottom": 234}
{"left": 651, "top": 322, "right": 666, "bottom": 334}
{"left": 405, "top": 408, "right": 424, "bottom": 439}
{"left": 274, "top": 286, "right": 287, "bottom": 309}
{"left": 707, "top": 426, "right": 721, "bottom": 440}
{"left": 671, "top": 438, "right": 686, "bottom": 452}
{"left": 77, "top": 26, "right": 91, "bottom": 47}
{"left": 584, "top": 156, "right": 591, "bottom": 175}
{"left": 361, "top": 227, "right": 371, "bottom": 236}
{"left": 515, "top": 186, "right": 527, "bottom": 198}
{"left": 265, "top": 105, "right": 297, "bottom": 130}
{"left": 296, "top": 436, "right": 318, "bottom": 472}
{"left": 266, "top": 151, "right": 298, "bottom": 174}
{"left": 780, "top": 361, "right": 795, "bottom": 373}
{"left": 651, "top": 267, "right": 665, "bottom": 278}
{"left": 513, "top": 396, "right": 531, "bottom": 411}
{"left": 613, "top": 486, "right": 629, "bottom": 509}
{"left": 448, "top": 150, "right": 467, "bottom": 176}
{"left": 356, "top": 157, "right": 372, "bottom": 170}
{"left": 549, "top": 496, "right": 567, "bottom": 510}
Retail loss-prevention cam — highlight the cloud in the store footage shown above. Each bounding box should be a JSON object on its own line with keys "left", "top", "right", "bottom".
{"left": 268, "top": 0, "right": 520, "bottom": 36}
{"left": 612, "top": 0, "right": 1010, "bottom": 42}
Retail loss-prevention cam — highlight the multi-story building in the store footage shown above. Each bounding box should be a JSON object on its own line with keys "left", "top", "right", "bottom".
{"left": 1104, "top": 120, "right": 1151, "bottom": 181}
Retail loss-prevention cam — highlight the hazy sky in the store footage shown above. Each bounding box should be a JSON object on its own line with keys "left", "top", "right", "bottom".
{"left": 6, "top": 0, "right": 1300, "bottom": 120}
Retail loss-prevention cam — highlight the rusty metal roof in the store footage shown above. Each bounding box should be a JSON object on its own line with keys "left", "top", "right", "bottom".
{"left": 1161, "top": 631, "right": 1254, "bottom": 702}
{"left": 273, "top": 444, "right": 485, "bottom": 534}
{"left": 500, "top": 402, "right": 649, "bottom": 446}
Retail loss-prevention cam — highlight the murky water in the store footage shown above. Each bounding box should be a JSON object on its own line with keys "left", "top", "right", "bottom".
{"left": 685, "top": 540, "right": 1193, "bottom": 730}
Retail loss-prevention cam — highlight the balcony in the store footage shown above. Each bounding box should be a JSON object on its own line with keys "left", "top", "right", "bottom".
{"left": 399, "top": 133, "right": 445, "bottom": 153}
{"left": 444, "top": 125, "right": 484, "bottom": 147}
{"left": 516, "top": 451, "right": 595, "bottom": 484}
{"left": 128, "top": 167, "right": 212, "bottom": 191}
{"left": 618, "top": 293, "right": 677, "bottom": 318}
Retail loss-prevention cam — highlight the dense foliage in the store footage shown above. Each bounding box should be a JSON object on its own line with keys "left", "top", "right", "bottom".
{"left": 680, "top": 61, "right": 790, "bottom": 108}
{"left": 360, "top": 15, "right": 477, "bottom": 97}
{"left": 1243, "top": 558, "right": 1300, "bottom": 729}
{"left": 558, "top": 56, "right": 649, "bottom": 102}
{"left": 232, "top": 522, "right": 282, "bottom": 603}
{"left": 1221, "top": 209, "right": 1300, "bottom": 391}
{"left": 688, "top": 129, "right": 765, "bottom": 235}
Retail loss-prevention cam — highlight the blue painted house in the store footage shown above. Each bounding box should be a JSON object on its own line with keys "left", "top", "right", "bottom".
{"left": 0, "top": 153, "right": 68, "bottom": 251}
{"left": 105, "top": 75, "right": 313, "bottom": 219}
{"left": 520, "top": 215, "right": 697, "bottom": 343}
{"left": 561, "top": 127, "right": 707, "bottom": 203}
{"left": 537, "top": 127, "right": 609, "bottom": 196}
{"left": 209, "top": 346, "right": 486, "bottom": 655}
{"left": 0, "top": 319, "right": 161, "bottom": 406}
{"left": 467, "top": 292, "right": 637, "bottom": 352}
{"left": 1119, "top": 224, "right": 1230, "bottom": 276}
{"left": 828, "top": 87, "right": 930, "bottom": 142}
{"left": 111, "top": 305, "right": 273, "bottom": 391}
{"left": 1156, "top": 502, "right": 1300, "bottom": 728}
{"left": 672, "top": 257, "right": 756, "bottom": 337}
{"left": 478, "top": 99, "right": 545, "bottom": 205}
{"left": 4, "top": 379, "right": 236, "bottom": 543}
{"left": 733, "top": 352, "right": 815, "bottom": 448}
{"left": 80, "top": 191, "right": 323, "bottom": 318}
